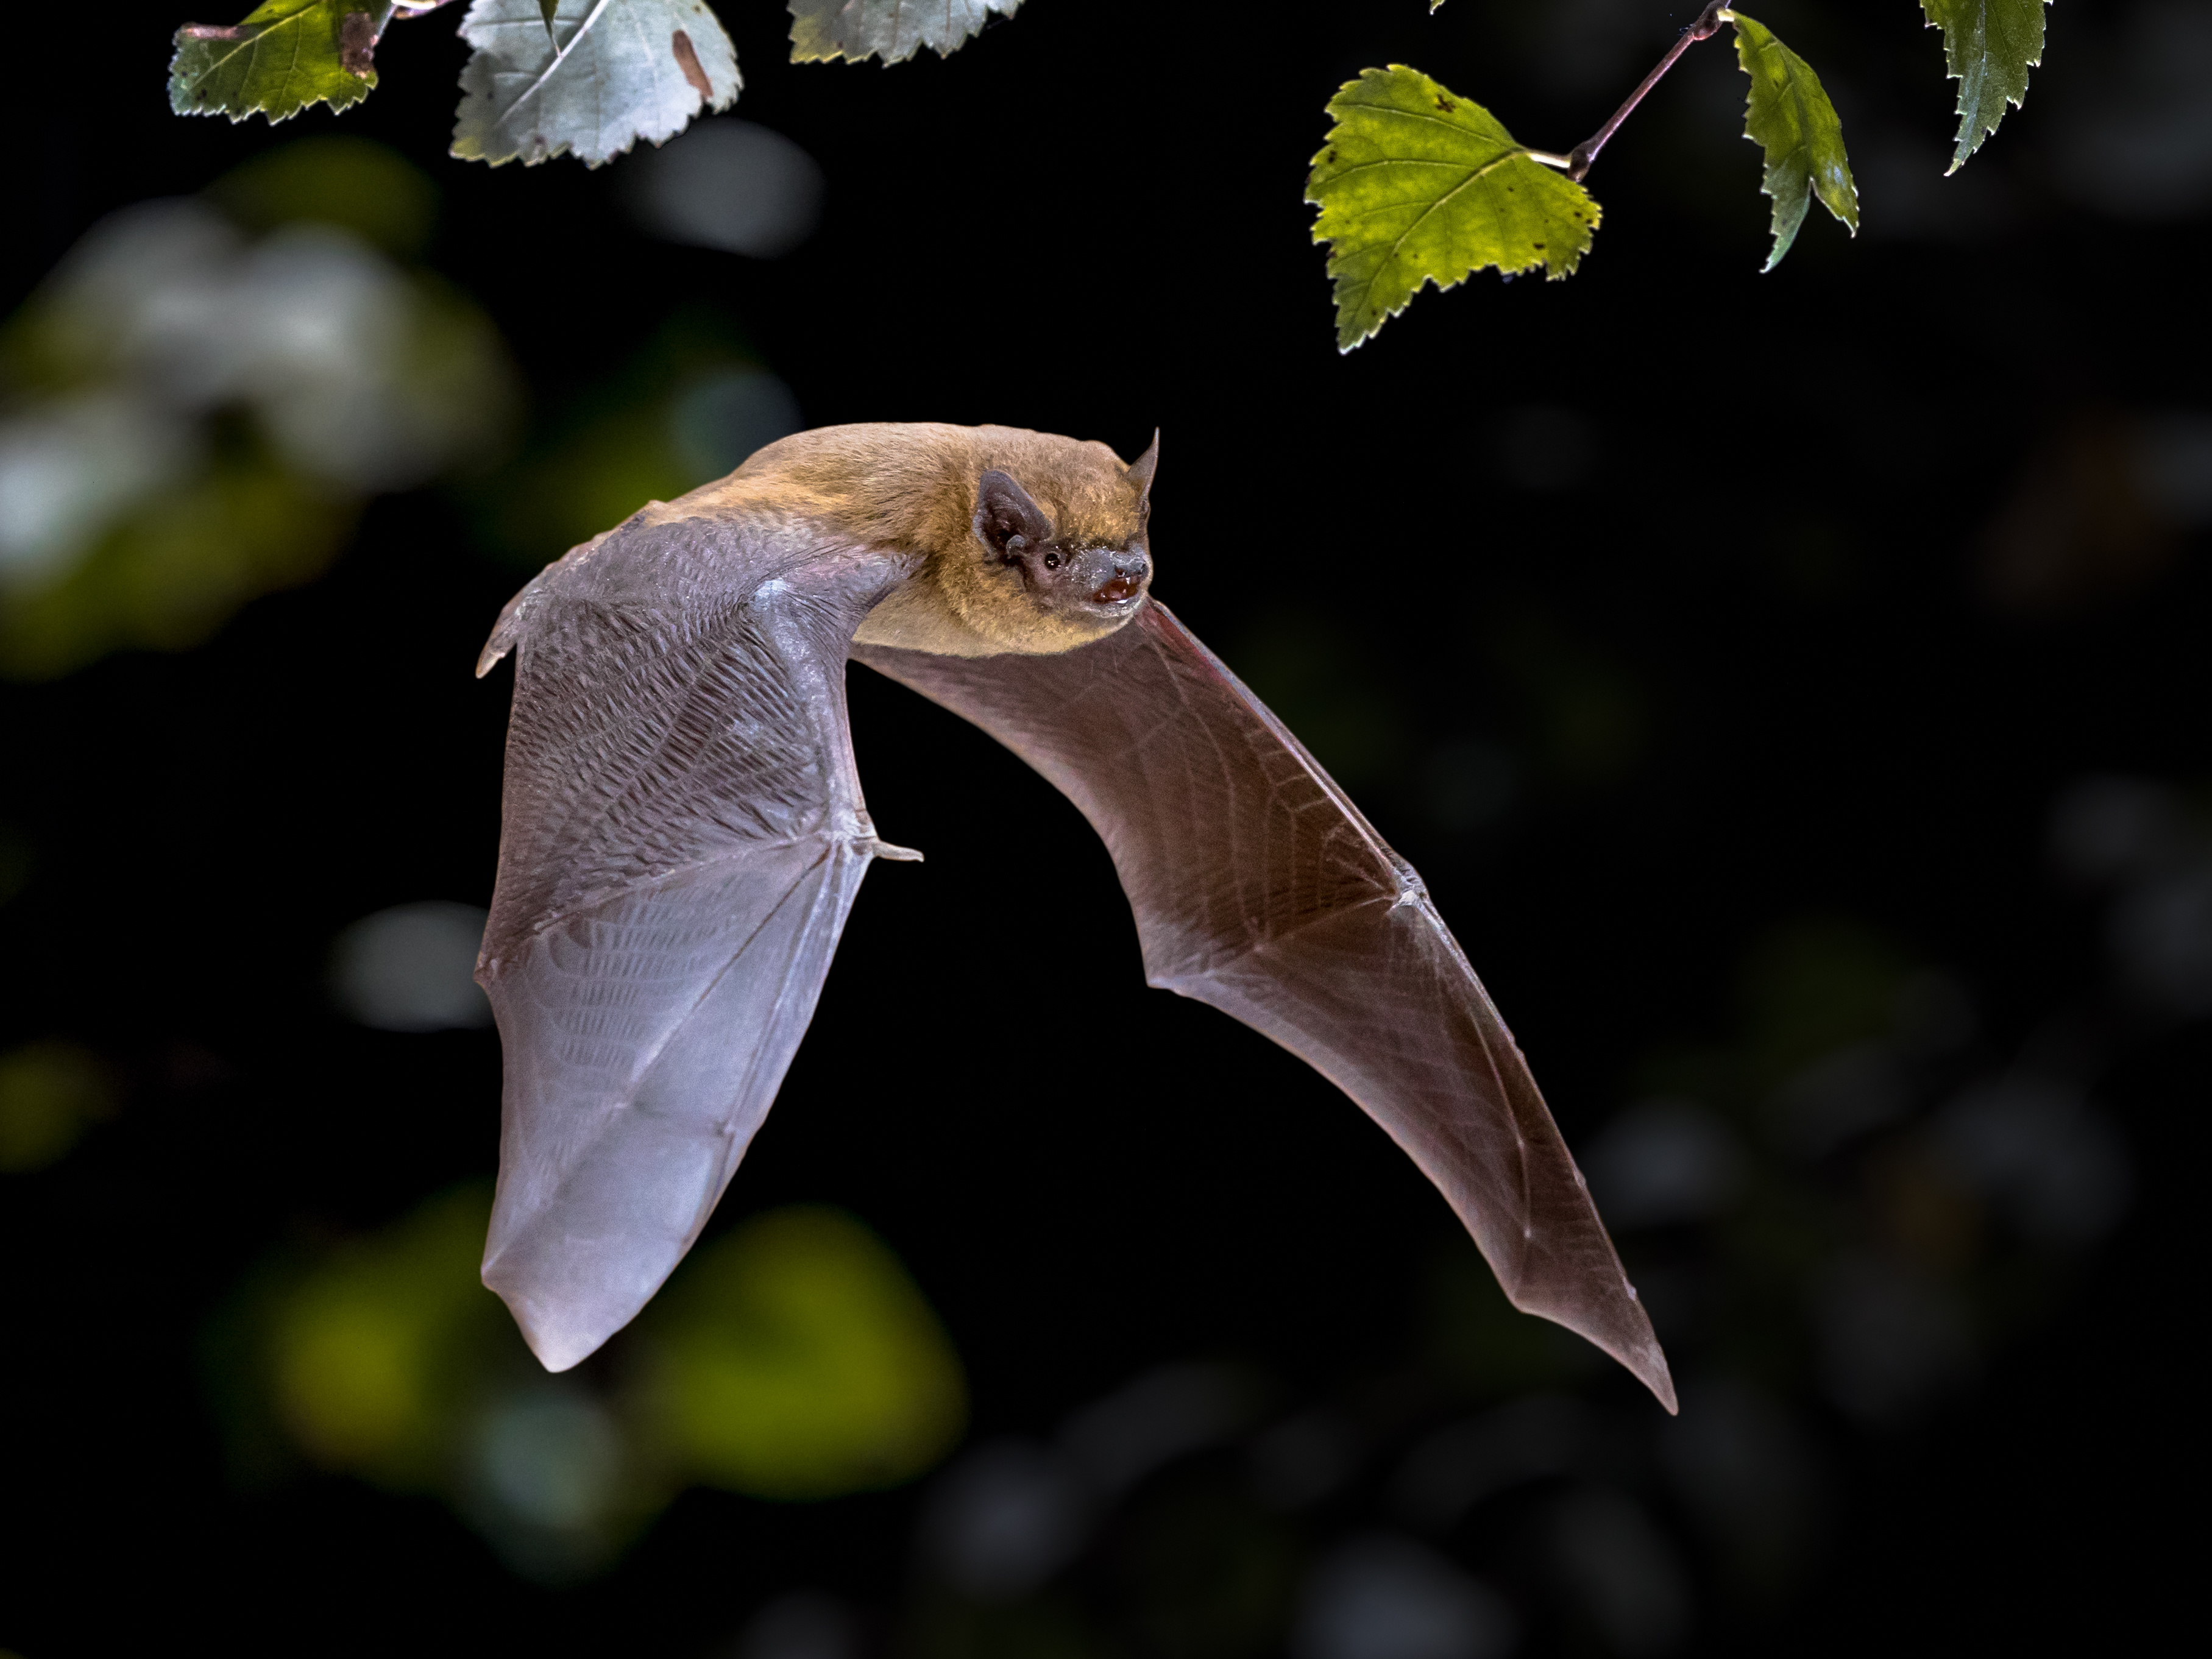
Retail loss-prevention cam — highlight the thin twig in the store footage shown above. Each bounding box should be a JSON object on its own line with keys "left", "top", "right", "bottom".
{"left": 1552, "top": 0, "right": 1734, "bottom": 182}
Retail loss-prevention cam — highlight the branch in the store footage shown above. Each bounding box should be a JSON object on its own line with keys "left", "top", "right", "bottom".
{"left": 1529, "top": 0, "right": 1734, "bottom": 181}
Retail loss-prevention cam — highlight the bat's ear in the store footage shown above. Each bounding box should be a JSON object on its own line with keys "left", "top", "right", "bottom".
{"left": 1126, "top": 429, "right": 1160, "bottom": 522}
{"left": 974, "top": 469, "right": 1054, "bottom": 559}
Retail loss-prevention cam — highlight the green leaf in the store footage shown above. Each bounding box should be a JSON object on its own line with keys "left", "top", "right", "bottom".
{"left": 1729, "top": 12, "right": 1858, "bottom": 272}
{"left": 787, "top": 0, "right": 1021, "bottom": 65}
{"left": 169, "top": 0, "right": 395, "bottom": 124}
{"left": 1306, "top": 65, "right": 1601, "bottom": 352}
{"left": 452, "top": 0, "right": 741, "bottom": 169}
{"left": 1921, "top": 0, "right": 2049, "bottom": 172}
{"left": 537, "top": 0, "right": 558, "bottom": 40}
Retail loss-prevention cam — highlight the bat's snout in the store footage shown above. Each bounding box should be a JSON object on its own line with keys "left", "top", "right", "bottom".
{"left": 1076, "top": 546, "right": 1149, "bottom": 609}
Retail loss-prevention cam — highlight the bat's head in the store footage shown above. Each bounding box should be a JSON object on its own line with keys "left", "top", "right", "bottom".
{"left": 933, "top": 430, "right": 1158, "bottom": 654}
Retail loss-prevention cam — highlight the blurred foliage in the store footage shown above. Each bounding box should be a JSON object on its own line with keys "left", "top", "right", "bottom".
{"left": 0, "top": 138, "right": 516, "bottom": 679}
{"left": 208, "top": 133, "right": 438, "bottom": 256}
{"left": 208, "top": 1187, "right": 965, "bottom": 1576}
{"left": 642, "top": 1206, "right": 968, "bottom": 1500}
{"left": 473, "top": 308, "right": 800, "bottom": 566}
{"left": 0, "top": 1041, "right": 115, "bottom": 1173}
{"left": 0, "top": 444, "right": 351, "bottom": 680}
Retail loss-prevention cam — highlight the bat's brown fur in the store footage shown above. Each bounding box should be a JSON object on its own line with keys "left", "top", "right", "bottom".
{"left": 641, "top": 422, "right": 1150, "bottom": 657}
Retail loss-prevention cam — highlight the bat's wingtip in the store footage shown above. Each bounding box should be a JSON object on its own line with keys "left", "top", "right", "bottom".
{"left": 1640, "top": 1349, "right": 1680, "bottom": 1416}
{"left": 483, "top": 1263, "right": 616, "bottom": 1373}
{"left": 506, "top": 1299, "right": 606, "bottom": 1373}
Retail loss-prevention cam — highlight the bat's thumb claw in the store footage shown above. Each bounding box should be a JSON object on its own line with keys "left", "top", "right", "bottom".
{"left": 868, "top": 839, "right": 924, "bottom": 863}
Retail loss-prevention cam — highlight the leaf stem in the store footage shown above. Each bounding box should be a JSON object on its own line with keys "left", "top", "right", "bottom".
{"left": 1554, "top": 0, "right": 1734, "bottom": 182}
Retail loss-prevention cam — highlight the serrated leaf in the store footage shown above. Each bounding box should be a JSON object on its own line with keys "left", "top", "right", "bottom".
{"left": 1921, "top": 0, "right": 2049, "bottom": 172}
{"left": 787, "top": 0, "right": 1021, "bottom": 65}
{"left": 170, "top": 0, "right": 395, "bottom": 124}
{"left": 452, "top": 0, "right": 740, "bottom": 168}
{"left": 1729, "top": 12, "right": 1858, "bottom": 272}
{"left": 1306, "top": 65, "right": 1601, "bottom": 352}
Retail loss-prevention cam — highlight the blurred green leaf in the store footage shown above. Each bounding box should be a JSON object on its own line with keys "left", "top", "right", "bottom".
{"left": 265, "top": 1187, "right": 505, "bottom": 1483}
{"left": 169, "top": 0, "right": 395, "bottom": 124}
{"left": 208, "top": 135, "right": 438, "bottom": 256}
{"left": 452, "top": 0, "right": 740, "bottom": 168}
{"left": 210, "top": 1183, "right": 658, "bottom": 1580}
{"left": 472, "top": 308, "right": 770, "bottom": 564}
{"left": 1307, "top": 66, "right": 1600, "bottom": 351}
{"left": 0, "top": 448, "right": 350, "bottom": 681}
{"left": 1729, "top": 12, "right": 1859, "bottom": 271}
{"left": 642, "top": 1206, "right": 966, "bottom": 1499}
{"left": 1921, "top": 0, "right": 2049, "bottom": 172}
{"left": 0, "top": 1042, "right": 113, "bottom": 1173}
{"left": 787, "top": 0, "right": 1021, "bottom": 64}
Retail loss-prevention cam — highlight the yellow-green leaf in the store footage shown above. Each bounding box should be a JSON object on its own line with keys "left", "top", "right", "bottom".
{"left": 1729, "top": 12, "right": 1858, "bottom": 272}
{"left": 1921, "top": 0, "right": 2049, "bottom": 172}
{"left": 169, "top": 0, "right": 394, "bottom": 124}
{"left": 1307, "top": 65, "right": 1601, "bottom": 352}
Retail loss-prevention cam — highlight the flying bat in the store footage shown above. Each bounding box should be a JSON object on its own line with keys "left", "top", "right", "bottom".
{"left": 473, "top": 423, "right": 1675, "bottom": 1411}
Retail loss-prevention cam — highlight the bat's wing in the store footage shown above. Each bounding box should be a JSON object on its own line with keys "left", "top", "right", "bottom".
{"left": 854, "top": 601, "right": 1675, "bottom": 1410}
{"left": 477, "top": 513, "right": 918, "bottom": 1371}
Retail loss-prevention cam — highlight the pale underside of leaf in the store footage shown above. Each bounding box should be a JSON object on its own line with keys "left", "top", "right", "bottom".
{"left": 1306, "top": 65, "right": 1601, "bottom": 352}
{"left": 1729, "top": 12, "right": 1859, "bottom": 272}
{"left": 1921, "top": 0, "right": 2050, "bottom": 172}
{"left": 452, "top": 0, "right": 740, "bottom": 168}
{"left": 169, "top": 0, "right": 395, "bottom": 123}
{"left": 787, "top": 0, "right": 1021, "bottom": 65}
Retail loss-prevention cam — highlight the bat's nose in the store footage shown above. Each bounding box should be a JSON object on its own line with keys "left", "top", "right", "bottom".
{"left": 1090, "top": 550, "right": 1149, "bottom": 606}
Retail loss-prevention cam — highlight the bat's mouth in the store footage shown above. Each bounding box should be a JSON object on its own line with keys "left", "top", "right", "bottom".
{"left": 1053, "top": 544, "right": 1149, "bottom": 618}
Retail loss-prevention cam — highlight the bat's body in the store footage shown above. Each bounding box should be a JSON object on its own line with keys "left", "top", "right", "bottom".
{"left": 475, "top": 423, "right": 1675, "bottom": 1410}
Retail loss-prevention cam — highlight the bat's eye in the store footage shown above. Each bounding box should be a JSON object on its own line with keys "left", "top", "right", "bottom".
{"left": 1043, "top": 550, "right": 1062, "bottom": 571}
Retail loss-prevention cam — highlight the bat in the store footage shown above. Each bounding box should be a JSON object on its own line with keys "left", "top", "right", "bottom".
{"left": 473, "top": 422, "right": 1675, "bottom": 1411}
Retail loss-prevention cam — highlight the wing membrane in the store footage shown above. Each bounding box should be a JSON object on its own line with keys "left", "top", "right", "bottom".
{"left": 854, "top": 601, "right": 1675, "bottom": 1410}
{"left": 481, "top": 517, "right": 908, "bottom": 1370}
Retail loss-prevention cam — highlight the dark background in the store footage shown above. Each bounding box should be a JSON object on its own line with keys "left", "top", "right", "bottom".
{"left": 2, "top": 1, "right": 2203, "bottom": 1654}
